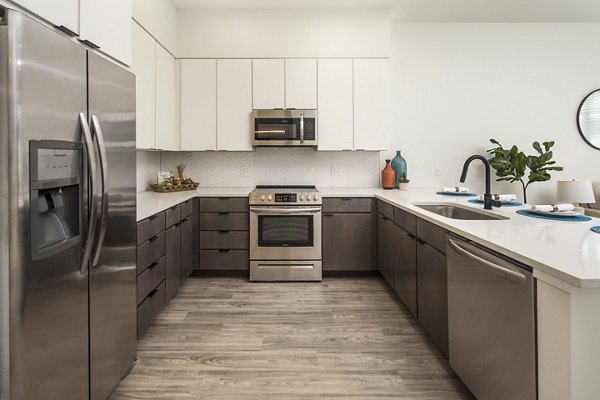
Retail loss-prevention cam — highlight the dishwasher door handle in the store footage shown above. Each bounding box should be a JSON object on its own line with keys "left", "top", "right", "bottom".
{"left": 448, "top": 239, "right": 527, "bottom": 285}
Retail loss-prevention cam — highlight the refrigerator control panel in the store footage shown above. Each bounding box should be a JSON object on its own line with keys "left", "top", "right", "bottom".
{"left": 37, "top": 148, "right": 80, "bottom": 181}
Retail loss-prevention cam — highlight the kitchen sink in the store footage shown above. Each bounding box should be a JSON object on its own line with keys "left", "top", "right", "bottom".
{"left": 413, "top": 203, "right": 509, "bottom": 221}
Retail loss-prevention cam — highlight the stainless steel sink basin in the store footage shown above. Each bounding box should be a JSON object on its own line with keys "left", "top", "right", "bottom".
{"left": 413, "top": 203, "right": 509, "bottom": 221}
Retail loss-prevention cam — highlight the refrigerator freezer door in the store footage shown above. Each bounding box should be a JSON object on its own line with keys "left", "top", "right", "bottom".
{"left": 0, "top": 9, "right": 89, "bottom": 400}
{"left": 87, "top": 51, "right": 137, "bottom": 400}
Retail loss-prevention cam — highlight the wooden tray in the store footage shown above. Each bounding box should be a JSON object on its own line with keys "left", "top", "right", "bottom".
{"left": 150, "top": 182, "right": 199, "bottom": 193}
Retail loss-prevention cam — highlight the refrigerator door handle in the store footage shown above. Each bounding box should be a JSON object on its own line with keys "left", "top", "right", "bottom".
{"left": 91, "top": 115, "right": 109, "bottom": 266}
{"left": 79, "top": 112, "right": 98, "bottom": 275}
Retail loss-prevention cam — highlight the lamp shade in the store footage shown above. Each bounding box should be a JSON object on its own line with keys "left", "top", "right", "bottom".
{"left": 556, "top": 180, "right": 596, "bottom": 203}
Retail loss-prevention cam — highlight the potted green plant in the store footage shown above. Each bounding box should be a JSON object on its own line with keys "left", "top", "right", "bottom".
{"left": 487, "top": 139, "right": 564, "bottom": 203}
{"left": 398, "top": 172, "right": 410, "bottom": 191}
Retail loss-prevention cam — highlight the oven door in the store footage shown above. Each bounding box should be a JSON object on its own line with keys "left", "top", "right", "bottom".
{"left": 250, "top": 206, "right": 322, "bottom": 260}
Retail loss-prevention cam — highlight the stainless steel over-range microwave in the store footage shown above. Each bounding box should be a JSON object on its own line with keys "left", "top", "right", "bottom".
{"left": 251, "top": 109, "right": 317, "bottom": 147}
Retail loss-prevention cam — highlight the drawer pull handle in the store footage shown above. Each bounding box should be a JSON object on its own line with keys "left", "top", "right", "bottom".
{"left": 408, "top": 233, "right": 417, "bottom": 239}
{"left": 218, "top": 249, "right": 230, "bottom": 253}
{"left": 218, "top": 197, "right": 230, "bottom": 200}
{"left": 324, "top": 213, "right": 334, "bottom": 217}
{"left": 148, "top": 288, "right": 159, "bottom": 297}
{"left": 218, "top": 230, "right": 229, "bottom": 234}
{"left": 148, "top": 235, "right": 159, "bottom": 242}
{"left": 218, "top": 212, "right": 230, "bottom": 215}
{"left": 148, "top": 260, "right": 159, "bottom": 269}
{"left": 181, "top": 218, "right": 189, "bottom": 223}
{"left": 341, "top": 198, "right": 353, "bottom": 201}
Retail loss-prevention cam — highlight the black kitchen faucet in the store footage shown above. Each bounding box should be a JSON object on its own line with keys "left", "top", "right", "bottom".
{"left": 460, "top": 155, "right": 502, "bottom": 210}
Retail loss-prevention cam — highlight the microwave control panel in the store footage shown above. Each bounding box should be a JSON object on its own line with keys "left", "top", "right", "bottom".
{"left": 304, "top": 118, "right": 316, "bottom": 140}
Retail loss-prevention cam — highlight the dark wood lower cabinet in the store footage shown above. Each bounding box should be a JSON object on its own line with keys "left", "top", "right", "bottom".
{"left": 323, "top": 213, "right": 373, "bottom": 270}
{"left": 393, "top": 225, "right": 417, "bottom": 316}
{"left": 417, "top": 240, "right": 449, "bottom": 356}
{"left": 165, "top": 223, "right": 181, "bottom": 301}
{"left": 180, "top": 216, "right": 194, "bottom": 284}
{"left": 377, "top": 214, "right": 394, "bottom": 288}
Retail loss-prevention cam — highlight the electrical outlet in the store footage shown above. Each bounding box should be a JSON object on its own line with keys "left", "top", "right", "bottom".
{"left": 434, "top": 165, "right": 442, "bottom": 176}
{"left": 331, "top": 166, "right": 342, "bottom": 176}
{"left": 240, "top": 167, "right": 252, "bottom": 177}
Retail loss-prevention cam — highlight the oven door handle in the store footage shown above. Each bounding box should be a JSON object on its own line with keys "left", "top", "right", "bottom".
{"left": 250, "top": 207, "right": 322, "bottom": 214}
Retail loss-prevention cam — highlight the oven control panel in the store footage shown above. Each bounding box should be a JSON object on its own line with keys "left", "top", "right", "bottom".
{"left": 250, "top": 191, "right": 321, "bottom": 206}
{"left": 275, "top": 193, "right": 296, "bottom": 202}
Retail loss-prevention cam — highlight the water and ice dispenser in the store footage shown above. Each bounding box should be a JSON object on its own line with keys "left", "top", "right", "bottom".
{"left": 29, "top": 140, "right": 83, "bottom": 260}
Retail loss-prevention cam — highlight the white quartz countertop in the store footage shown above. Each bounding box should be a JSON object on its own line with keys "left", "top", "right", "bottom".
{"left": 137, "top": 187, "right": 600, "bottom": 288}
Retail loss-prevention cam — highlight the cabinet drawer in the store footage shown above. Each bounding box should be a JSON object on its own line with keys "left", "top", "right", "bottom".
{"left": 180, "top": 199, "right": 193, "bottom": 219}
{"left": 137, "top": 256, "right": 165, "bottom": 305}
{"left": 165, "top": 204, "right": 181, "bottom": 228}
{"left": 394, "top": 207, "right": 416, "bottom": 235}
{"left": 199, "top": 197, "right": 249, "bottom": 212}
{"left": 417, "top": 218, "right": 447, "bottom": 255}
{"left": 137, "top": 212, "right": 165, "bottom": 246}
{"left": 199, "top": 231, "right": 248, "bottom": 249}
{"left": 323, "top": 197, "right": 372, "bottom": 213}
{"left": 199, "top": 250, "right": 249, "bottom": 270}
{"left": 199, "top": 212, "right": 249, "bottom": 231}
{"left": 137, "top": 231, "right": 166, "bottom": 275}
{"left": 137, "top": 280, "right": 165, "bottom": 339}
{"left": 377, "top": 199, "right": 393, "bottom": 220}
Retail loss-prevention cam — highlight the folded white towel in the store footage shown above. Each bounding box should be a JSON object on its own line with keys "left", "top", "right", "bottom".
{"left": 478, "top": 194, "right": 517, "bottom": 202}
{"left": 442, "top": 186, "right": 470, "bottom": 193}
{"left": 529, "top": 204, "right": 575, "bottom": 212}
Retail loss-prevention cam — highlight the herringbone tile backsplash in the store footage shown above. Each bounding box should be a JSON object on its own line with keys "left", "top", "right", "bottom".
{"left": 137, "top": 148, "right": 380, "bottom": 192}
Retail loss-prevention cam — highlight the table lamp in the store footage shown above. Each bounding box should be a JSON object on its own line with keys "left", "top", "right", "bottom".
{"left": 556, "top": 180, "right": 596, "bottom": 213}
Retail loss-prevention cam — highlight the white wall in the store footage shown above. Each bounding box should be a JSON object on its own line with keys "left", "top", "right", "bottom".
{"left": 390, "top": 23, "right": 600, "bottom": 203}
{"left": 177, "top": 10, "right": 390, "bottom": 58}
{"left": 132, "top": 0, "right": 177, "bottom": 55}
{"left": 137, "top": 149, "right": 380, "bottom": 192}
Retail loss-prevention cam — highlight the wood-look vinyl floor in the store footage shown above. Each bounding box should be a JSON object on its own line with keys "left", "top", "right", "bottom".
{"left": 110, "top": 276, "right": 474, "bottom": 400}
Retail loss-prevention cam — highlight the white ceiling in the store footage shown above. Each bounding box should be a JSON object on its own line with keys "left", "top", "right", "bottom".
{"left": 170, "top": 0, "right": 600, "bottom": 23}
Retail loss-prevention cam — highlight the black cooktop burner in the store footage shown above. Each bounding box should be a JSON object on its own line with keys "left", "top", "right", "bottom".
{"left": 255, "top": 185, "right": 316, "bottom": 189}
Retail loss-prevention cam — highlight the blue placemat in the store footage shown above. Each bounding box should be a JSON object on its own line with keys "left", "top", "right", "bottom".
{"left": 436, "top": 191, "right": 477, "bottom": 197}
{"left": 592, "top": 226, "right": 600, "bottom": 234}
{"left": 468, "top": 199, "right": 522, "bottom": 207}
{"left": 516, "top": 209, "right": 592, "bottom": 222}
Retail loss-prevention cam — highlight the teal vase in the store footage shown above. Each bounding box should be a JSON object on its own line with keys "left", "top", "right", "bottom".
{"left": 390, "top": 150, "right": 407, "bottom": 189}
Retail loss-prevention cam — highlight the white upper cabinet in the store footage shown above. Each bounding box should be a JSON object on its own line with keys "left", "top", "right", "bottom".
{"left": 285, "top": 59, "right": 317, "bottom": 109}
{"left": 317, "top": 59, "right": 353, "bottom": 151}
{"left": 131, "top": 22, "right": 156, "bottom": 149}
{"left": 155, "top": 43, "right": 178, "bottom": 151}
{"left": 79, "top": 0, "right": 132, "bottom": 66}
{"left": 217, "top": 59, "right": 253, "bottom": 151}
{"left": 252, "top": 59, "right": 284, "bottom": 109}
{"left": 180, "top": 59, "right": 217, "bottom": 151}
{"left": 353, "top": 58, "right": 390, "bottom": 151}
{"left": 15, "top": 0, "right": 78, "bottom": 34}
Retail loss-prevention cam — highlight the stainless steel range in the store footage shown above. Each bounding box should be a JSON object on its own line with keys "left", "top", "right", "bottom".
{"left": 249, "top": 185, "right": 322, "bottom": 281}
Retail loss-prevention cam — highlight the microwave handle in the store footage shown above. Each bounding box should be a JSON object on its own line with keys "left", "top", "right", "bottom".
{"left": 300, "top": 112, "right": 304, "bottom": 144}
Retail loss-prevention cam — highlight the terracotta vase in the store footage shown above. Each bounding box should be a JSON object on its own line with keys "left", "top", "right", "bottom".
{"left": 381, "top": 160, "right": 395, "bottom": 190}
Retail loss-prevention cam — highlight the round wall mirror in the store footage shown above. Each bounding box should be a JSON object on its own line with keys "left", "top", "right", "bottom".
{"left": 577, "top": 89, "right": 600, "bottom": 150}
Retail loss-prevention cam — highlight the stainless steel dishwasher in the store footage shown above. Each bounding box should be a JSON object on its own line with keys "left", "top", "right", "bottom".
{"left": 447, "top": 235, "right": 536, "bottom": 400}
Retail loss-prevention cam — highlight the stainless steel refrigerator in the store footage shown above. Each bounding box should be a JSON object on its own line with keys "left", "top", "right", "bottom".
{"left": 0, "top": 8, "right": 137, "bottom": 400}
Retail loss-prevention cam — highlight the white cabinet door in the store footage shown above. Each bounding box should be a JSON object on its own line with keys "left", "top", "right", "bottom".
{"left": 131, "top": 22, "right": 156, "bottom": 149}
{"left": 155, "top": 44, "right": 178, "bottom": 151}
{"left": 252, "top": 59, "right": 284, "bottom": 109}
{"left": 217, "top": 59, "right": 252, "bottom": 151}
{"left": 79, "top": 0, "right": 132, "bottom": 66}
{"left": 180, "top": 59, "right": 217, "bottom": 151}
{"left": 353, "top": 59, "right": 390, "bottom": 151}
{"left": 15, "top": 0, "right": 78, "bottom": 34}
{"left": 286, "top": 59, "right": 317, "bottom": 109}
{"left": 317, "top": 59, "right": 354, "bottom": 151}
